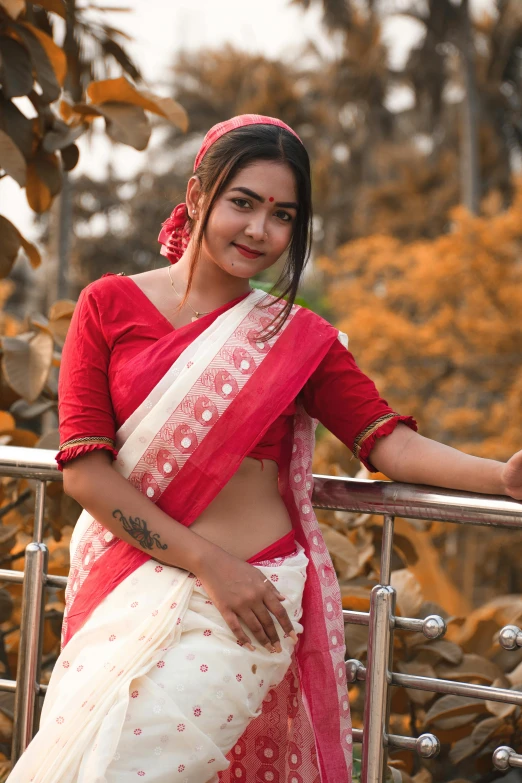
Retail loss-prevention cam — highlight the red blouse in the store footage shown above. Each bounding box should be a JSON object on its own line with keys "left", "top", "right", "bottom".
{"left": 56, "top": 273, "right": 417, "bottom": 474}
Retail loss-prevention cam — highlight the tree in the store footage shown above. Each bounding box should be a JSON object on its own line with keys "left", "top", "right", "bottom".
{"left": 0, "top": 0, "right": 188, "bottom": 284}
{"left": 317, "top": 178, "right": 522, "bottom": 464}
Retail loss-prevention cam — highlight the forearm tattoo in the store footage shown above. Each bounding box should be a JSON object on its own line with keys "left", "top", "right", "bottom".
{"left": 112, "top": 509, "right": 168, "bottom": 551}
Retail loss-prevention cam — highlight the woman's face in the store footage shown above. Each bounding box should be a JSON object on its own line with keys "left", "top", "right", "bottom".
{"left": 197, "top": 160, "right": 299, "bottom": 279}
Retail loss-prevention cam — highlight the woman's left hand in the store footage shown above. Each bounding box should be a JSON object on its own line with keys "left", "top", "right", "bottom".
{"left": 501, "top": 449, "right": 522, "bottom": 500}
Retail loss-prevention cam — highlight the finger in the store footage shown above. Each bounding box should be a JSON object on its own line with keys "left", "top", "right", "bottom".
{"left": 265, "top": 595, "right": 298, "bottom": 641}
{"left": 222, "top": 610, "right": 256, "bottom": 651}
{"left": 241, "top": 609, "right": 281, "bottom": 652}
{"left": 239, "top": 610, "right": 275, "bottom": 651}
{"left": 254, "top": 605, "right": 283, "bottom": 650}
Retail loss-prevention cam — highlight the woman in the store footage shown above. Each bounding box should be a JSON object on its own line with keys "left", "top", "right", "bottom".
{"left": 8, "top": 115, "right": 522, "bottom": 783}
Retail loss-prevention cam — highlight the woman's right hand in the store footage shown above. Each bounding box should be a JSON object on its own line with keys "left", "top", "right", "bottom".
{"left": 196, "top": 550, "right": 298, "bottom": 653}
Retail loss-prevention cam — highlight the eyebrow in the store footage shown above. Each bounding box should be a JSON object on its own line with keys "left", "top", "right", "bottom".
{"left": 229, "top": 187, "right": 298, "bottom": 210}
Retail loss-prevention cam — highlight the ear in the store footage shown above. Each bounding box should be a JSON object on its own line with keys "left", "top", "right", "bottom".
{"left": 186, "top": 175, "right": 203, "bottom": 215}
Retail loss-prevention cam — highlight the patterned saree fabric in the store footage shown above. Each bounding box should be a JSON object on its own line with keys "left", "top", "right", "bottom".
{"left": 9, "top": 288, "right": 354, "bottom": 783}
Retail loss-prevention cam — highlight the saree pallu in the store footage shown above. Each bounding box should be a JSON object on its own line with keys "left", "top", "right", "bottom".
{"left": 8, "top": 288, "right": 352, "bottom": 783}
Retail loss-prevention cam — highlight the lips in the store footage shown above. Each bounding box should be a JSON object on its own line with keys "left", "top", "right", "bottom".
{"left": 232, "top": 243, "right": 263, "bottom": 259}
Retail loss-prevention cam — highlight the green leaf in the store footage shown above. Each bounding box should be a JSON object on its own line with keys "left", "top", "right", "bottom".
{"left": 0, "top": 94, "right": 33, "bottom": 158}
{"left": 0, "top": 35, "right": 33, "bottom": 98}
{"left": 96, "top": 102, "right": 151, "bottom": 150}
{"left": 0, "top": 127, "right": 26, "bottom": 185}
{"left": 12, "top": 21, "right": 61, "bottom": 103}
{"left": 0, "top": 214, "right": 41, "bottom": 276}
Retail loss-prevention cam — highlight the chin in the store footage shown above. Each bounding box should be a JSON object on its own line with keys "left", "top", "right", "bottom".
{"left": 227, "top": 266, "right": 255, "bottom": 279}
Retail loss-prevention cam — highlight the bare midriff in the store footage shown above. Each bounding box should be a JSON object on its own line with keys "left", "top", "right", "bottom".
{"left": 189, "top": 457, "right": 293, "bottom": 562}
{"left": 127, "top": 271, "right": 293, "bottom": 563}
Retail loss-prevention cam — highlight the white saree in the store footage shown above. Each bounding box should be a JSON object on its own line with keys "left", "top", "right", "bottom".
{"left": 8, "top": 288, "right": 352, "bottom": 783}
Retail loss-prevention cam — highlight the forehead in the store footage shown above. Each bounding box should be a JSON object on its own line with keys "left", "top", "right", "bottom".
{"left": 227, "top": 160, "right": 297, "bottom": 198}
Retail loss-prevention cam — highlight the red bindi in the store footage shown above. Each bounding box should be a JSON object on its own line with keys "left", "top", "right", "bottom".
{"left": 268, "top": 197, "right": 274, "bottom": 202}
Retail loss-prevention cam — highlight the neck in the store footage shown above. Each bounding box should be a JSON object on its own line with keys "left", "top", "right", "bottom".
{"left": 173, "top": 240, "right": 253, "bottom": 307}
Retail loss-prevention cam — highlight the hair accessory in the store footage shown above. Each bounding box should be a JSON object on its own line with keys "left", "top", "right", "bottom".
{"left": 158, "top": 114, "right": 303, "bottom": 265}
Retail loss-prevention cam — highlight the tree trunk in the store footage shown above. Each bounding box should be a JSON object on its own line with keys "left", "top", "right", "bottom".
{"left": 55, "top": 0, "right": 81, "bottom": 300}
{"left": 458, "top": 0, "right": 481, "bottom": 214}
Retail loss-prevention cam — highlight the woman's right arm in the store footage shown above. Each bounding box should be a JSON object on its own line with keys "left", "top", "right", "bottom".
{"left": 63, "top": 449, "right": 227, "bottom": 575}
{"left": 63, "top": 450, "right": 297, "bottom": 653}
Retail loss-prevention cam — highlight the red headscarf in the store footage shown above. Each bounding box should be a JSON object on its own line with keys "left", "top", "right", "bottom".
{"left": 157, "top": 114, "right": 303, "bottom": 264}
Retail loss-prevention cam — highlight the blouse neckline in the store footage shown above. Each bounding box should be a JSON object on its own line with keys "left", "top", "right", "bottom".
{"left": 115, "top": 273, "right": 253, "bottom": 333}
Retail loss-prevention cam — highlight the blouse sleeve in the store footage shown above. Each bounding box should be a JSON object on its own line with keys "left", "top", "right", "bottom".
{"left": 56, "top": 283, "right": 118, "bottom": 471}
{"left": 300, "top": 334, "right": 418, "bottom": 473}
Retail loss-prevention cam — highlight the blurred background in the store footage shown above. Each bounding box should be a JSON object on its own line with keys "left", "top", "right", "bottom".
{"left": 1, "top": 1, "right": 522, "bottom": 780}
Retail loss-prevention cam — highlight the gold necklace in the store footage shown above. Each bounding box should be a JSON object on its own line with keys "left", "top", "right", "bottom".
{"left": 167, "top": 266, "right": 254, "bottom": 322}
{"left": 167, "top": 265, "right": 212, "bottom": 322}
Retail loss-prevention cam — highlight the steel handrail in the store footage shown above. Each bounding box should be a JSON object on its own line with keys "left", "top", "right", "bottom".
{"left": 0, "top": 445, "right": 521, "bottom": 778}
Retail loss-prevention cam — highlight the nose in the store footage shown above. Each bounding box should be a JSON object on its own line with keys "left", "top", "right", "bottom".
{"left": 244, "top": 214, "right": 267, "bottom": 242}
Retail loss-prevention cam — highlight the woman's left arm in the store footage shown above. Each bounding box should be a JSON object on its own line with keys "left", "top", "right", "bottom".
{"left": 369, "top": 423, "right": 522, "bottom": 500}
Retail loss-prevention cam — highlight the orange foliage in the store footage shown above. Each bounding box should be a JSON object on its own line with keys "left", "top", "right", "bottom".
{"left": 317, "top": 178, "right": 522, "bottom": 462}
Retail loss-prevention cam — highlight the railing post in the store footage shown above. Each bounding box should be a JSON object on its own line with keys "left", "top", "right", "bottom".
{"left": 361, "top": 514, "right": 395, "bottom": 783}
{"left": 11, "top": 481, "right": 48, "bottom": 763}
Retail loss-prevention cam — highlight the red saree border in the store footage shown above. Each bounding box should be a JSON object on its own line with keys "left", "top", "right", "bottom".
{"left": 60, "top": 301, "right": 352, "bottom": 781}
{"left": 159, "top": 305, "right": 340, "bottom": 525}
{"left": 62, "top": 307, "right": 339, "bottom": 647}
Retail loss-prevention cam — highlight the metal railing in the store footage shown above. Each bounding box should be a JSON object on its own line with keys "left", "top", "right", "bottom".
{"left": 0, "top": 446, "right": 67, "bottom": 765}
{"left": 1, "top": 446, "right": 522, "bottom": 780}
{"left": 313, "top": 473, "right": 522, "bottom": 781}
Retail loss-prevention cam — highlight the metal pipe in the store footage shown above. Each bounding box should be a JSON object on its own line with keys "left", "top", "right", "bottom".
{"left": 0, "top": 446, "right": 61, "bottom": 481}
{"left": 348, "top": 660, "right": 522, "bottom": 707}
{"left": 312, "top": 474, "right": 522, "bottom": 529}
{"left": 352, "top": 728, "right": 439, "bottom": 758}
{"left": 33, "top": 481, "right": 46, "bottom": 544}
{"left": 46, "top": 574, "right": 67, "bottom": 589}
{"left": 11, "top": 543, "right": 48, "bottom": 763}
{"left": 380, "top": 515, "right": 394, "bottom": 586}
{"left": 361, "top": 585, "right": 395, "bottom": 783}
{"left": 391, "top": 671, "right": 522, "bottom": 705}
{"left": 0, "top": 569, "right": 66, "bottom": 588}
{"left": 493, "top": 746, "right": 522, "bottom": 770}
{"left": 343, "top": 610, "right": 446, "bottom": 639}
{"left": 0, "top": 680, "right": 47, "bottom": 695}
{"left": 0, "top": 570, "right": 24, "bottom": 584}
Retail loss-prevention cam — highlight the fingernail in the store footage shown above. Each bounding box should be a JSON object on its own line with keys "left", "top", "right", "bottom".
{"left": 246, "top": 643, "right": 256, "bottom": 652}
{"left": 265, "top": 643, "right": 276, "bottom": 653}
{"left": 274, "top": 642, "right": 283, "bottom": 653}
{"left": 289, "top": 631, "right": 298, "bottom": 643}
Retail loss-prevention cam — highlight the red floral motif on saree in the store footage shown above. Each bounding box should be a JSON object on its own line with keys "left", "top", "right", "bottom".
{"left": 60, "top": 292, "right": 352, "bottom": 782}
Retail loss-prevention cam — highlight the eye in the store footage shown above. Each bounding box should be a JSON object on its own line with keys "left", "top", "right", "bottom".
{"left": 275, "top": 210, "right": 292, "bottom": 223}
{"left": 231, "top": 198, "right": 251, "bottom": 209}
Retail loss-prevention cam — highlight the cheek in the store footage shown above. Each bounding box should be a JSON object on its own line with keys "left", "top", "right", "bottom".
{"left": 273, "top": 223, "right": 294, "bottom": 252}
{"left": 206, "top": 205, "right": 243, "bottom": 239}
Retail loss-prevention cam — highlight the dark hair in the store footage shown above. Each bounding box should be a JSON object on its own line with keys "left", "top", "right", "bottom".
{"left": 175, "top": 124, "right": 313, "bottom": 341}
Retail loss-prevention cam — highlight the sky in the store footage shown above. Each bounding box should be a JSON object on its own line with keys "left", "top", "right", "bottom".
{"left": 1, "top": 0, "right": 495, "bottom": 240}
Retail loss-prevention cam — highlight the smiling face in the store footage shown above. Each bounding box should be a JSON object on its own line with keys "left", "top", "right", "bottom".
{"left": 195, "top": 160, "right": 299, "bottom": 279}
